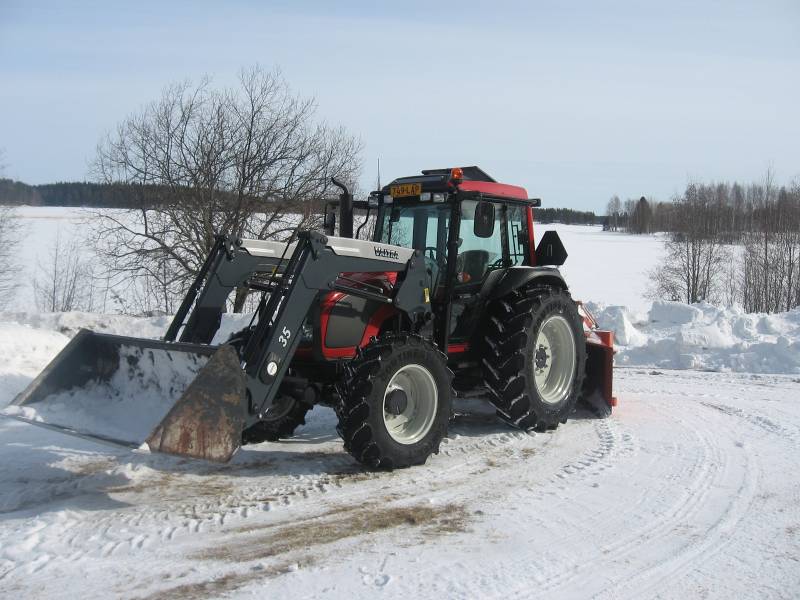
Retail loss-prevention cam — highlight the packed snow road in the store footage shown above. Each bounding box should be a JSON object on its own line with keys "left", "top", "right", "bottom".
{"left": 0, "top": 368, "right": 798, "bottom": 599}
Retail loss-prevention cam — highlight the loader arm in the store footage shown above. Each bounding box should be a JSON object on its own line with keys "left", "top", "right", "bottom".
{"left": 5, "top": 230, "right": 430, "bottom": 463}
{"left": 233, "top": 231, "right": 431, "bottom": 423}
{"left": 148, "top": 230, "right": 431, "bottom": 459}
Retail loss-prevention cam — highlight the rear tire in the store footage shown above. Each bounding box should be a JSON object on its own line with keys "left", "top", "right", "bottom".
{"left": 337, "top": 333, "right": 452, "bottom": 469}
{"left": 482, "top": 286, "right": 586, "bottom": 431}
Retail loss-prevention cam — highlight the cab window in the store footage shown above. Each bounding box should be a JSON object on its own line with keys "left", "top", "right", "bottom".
{"left": 457, "top": 200, "right": 504, "bottom": 284}
{"left": 507, "top": 204, "right": 528, "bottom": 266}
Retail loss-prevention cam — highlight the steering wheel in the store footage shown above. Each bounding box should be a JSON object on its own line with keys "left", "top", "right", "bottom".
{"left": 487, "top": 257, "right": 506, "bottom": 271}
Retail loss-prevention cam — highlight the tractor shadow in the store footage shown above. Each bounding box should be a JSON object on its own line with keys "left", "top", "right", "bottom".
{"left": 447, "top": 395, "right": 606, "bottom": 439}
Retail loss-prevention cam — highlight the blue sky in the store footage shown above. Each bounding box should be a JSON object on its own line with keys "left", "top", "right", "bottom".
{"left": 1, "top": 0, "right": 798, "bottom": 211}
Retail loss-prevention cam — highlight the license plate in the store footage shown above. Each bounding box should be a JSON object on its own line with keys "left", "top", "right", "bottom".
{"left": 390, "top": 183, "right": 422, "bottom": 197}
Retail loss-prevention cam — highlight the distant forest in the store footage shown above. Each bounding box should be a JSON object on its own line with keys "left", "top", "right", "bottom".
{"left": 534, "top": 207, "right": 597, "bottom": 225}
{"left": 0, "top": 179, "right": 323, "bottom": 214}
{"left": 0, "top": 179, "right": 152, "bottom": 208}
{"left": 0, "top": 179, "right": 601, "bottom": 224}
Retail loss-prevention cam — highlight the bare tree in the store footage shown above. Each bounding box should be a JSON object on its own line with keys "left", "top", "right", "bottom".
{"left": 0, "top": 207, "right": 23, "bottom": 308}
{"left": 606, "top": 195, "right": 621, "bottom": 231}
{"left": 0, "top": 150, "right": 24, "bottom": 309}
{"left": 741, "top": 173, "right": 800, "bottom": 313}
{"left": 647, "top": 184, "right": 731, "bottom": 304}
{"left": 91, "top": 66, "right": 362, "bottom": 314}
{"left": 33, "top": 229, "right": 96, "bottom": 312}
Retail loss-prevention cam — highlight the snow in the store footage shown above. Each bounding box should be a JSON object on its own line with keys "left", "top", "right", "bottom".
{"left": 589, "top": 301, "right": 800, "bottom": 374}
{"left": 0, "top": 209, "right": 798, "bottom": 598}
{"left": 0, "top": 362, "right": 798, "bottom": 597}
{"left": 0, "top": 309, "right": 799, "bottom": 597}
{"left": 544, "top": 225, "right": 664, "bottom": 313}
{"left": 5, "top": 206, "right": 98, "bottom": 310}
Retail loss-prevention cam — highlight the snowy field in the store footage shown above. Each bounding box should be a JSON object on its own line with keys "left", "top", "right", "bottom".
{"left": 0, "top": 207, "right": 799, "bottom": 598}
{"left": 6, "top": 207, "right": 660, "bottom": 312}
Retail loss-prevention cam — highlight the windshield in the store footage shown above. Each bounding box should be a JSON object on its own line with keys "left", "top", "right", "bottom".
{"left": 379, "top": 202, "right": 449, "bottom": 248}
{"left": 378, "top": 202, "right": 450, "bottom": 288}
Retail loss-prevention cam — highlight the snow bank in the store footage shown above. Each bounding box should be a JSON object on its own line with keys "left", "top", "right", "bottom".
{"left": 0, "top": 310, "right": 252, "bottom": 342}
{"left": 589, "top": 301, "right": 800, "bottom": 374}
{"left": 1, "top": 299, "right": 798, "bottom": 415}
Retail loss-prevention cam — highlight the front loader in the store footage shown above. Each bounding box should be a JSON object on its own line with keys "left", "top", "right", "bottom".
{"left": 4, "top": 166, "right": 616, "bottom": 469}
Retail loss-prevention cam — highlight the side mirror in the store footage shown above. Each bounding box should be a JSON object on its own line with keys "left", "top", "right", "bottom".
{"left": 323, "top": 211, "right": 336, "bottom": 235}
{"left": 473, "top": 201, "right": 495, "bottom": 238}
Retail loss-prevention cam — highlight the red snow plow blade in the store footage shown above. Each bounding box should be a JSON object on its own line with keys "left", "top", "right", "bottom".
{"left": 582, "top": 334, "right": 616, "bottom": 417}
{"left": 2, "top": 330, "right": 247, "bottom": 462}
{"left": 578, "top": 304, "right": 617, "bottom": 417}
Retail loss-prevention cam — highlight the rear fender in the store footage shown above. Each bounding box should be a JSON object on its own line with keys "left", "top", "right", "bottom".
{"left": 482, "top": 266, "right": 568, "bottom": 303}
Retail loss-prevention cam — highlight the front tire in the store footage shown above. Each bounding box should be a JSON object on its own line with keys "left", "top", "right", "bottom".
{"left": 337, "top": 333, "right": 452, "bottom": 469}
{"left": 229, "top": 327, "right": 313, "bottom": 444}
{"left": 483, "top": 286, "right": 586, "bottom": 431}
{"left": 241, "top": 395, "right": 313, "bottom": 444}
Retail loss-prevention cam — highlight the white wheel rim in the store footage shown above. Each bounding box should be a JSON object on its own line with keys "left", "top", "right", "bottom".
{"left": 533, "top": 315, "right": 577, "bottom": 405}
{"left": 383, "top": 364, "right": 438, "bottom": 445}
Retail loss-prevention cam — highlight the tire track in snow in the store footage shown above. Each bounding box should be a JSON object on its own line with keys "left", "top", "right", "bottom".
{"left": 496, "top": 396, "right": 735, "bottom": 599}
{"left": 551, "top": 417, "right": 635, "bottom": 482}
{"left": 577, "top": 393, "right": 768, "bottom": 598}
{"left": 700, "top": 401, "right": 798, "bottom": 442}
{"left": 0, "top": 414, "right": 544, "bottom": 576}
{"left": 606, "top": 411, "right": 760, "bottom": 599}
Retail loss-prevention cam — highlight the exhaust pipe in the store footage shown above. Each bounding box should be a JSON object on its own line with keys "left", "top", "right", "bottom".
{"left": 331, "top": 177, "right": 353, "bottom": 239}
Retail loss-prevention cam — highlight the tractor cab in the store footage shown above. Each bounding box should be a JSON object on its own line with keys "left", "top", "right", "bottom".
{"left": 364, "top": 166, "right": 553, "bottom": 352}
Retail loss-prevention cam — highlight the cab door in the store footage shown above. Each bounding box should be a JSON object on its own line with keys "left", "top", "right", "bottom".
{"left": 448, "top": 200, "right": 531, "bottom": 346}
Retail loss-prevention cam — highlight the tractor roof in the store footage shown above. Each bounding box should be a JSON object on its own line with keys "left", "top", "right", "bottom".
{"left": 380, "top": 166, "right": 530, "bottom": 202}
{"left": 420, "top": 166, "right": 496, "bottom": 182}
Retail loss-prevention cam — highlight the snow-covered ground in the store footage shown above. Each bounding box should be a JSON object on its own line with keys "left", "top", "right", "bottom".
{"left": 1, "top": 208, "right": 799, "bottom": 598}
{"left": 1, "top": 363, "right": 799, "bottom": 598}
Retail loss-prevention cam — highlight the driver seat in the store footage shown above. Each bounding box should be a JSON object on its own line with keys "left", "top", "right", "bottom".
{"left": 460, "top": 250, "right": 490, "bottom": 283}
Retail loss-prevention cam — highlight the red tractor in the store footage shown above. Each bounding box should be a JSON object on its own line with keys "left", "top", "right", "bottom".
{"left": 7, "top": 166, "right": 615, "bottom": 470}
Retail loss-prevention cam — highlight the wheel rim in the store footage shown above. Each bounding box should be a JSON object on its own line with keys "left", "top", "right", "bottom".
{"left": 383, "top": 364, "right": 438, "bottom": 445}
{"left": 533, "top": 315, "right": 577, "bottom": 405}
{"left": 263, "top": 395, "right": 295, "bottom": 422}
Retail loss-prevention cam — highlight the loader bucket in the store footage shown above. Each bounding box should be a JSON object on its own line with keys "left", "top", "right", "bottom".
{"left": 2, "top": 330, "right": 247, "bottom": 462}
